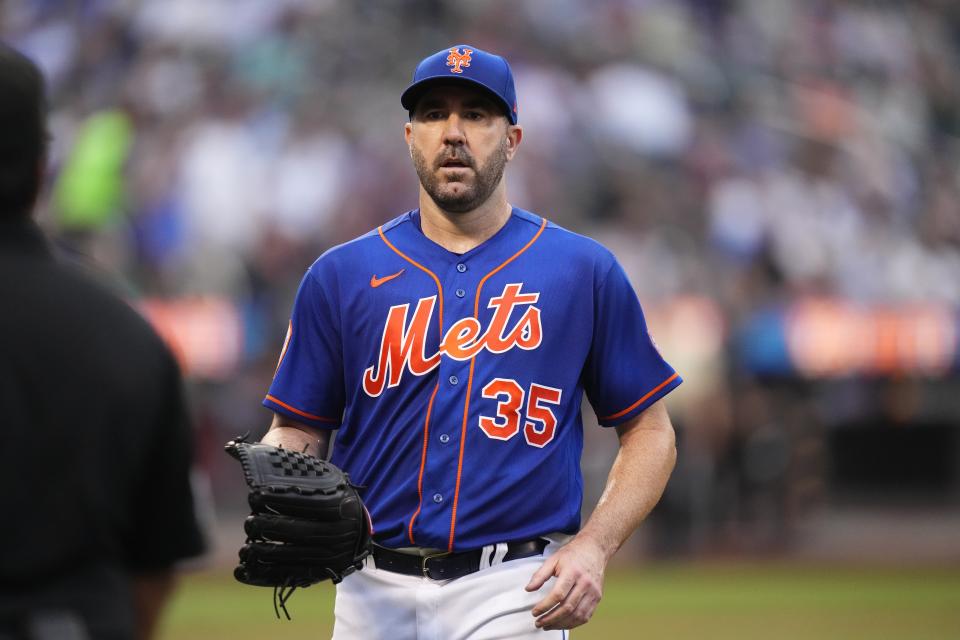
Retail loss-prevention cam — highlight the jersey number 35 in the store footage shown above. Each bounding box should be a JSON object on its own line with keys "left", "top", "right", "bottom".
{"left": 478, "top": 379, "right": 562, "bottom": 448}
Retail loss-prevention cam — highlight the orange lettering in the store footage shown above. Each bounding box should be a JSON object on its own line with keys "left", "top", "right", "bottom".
{"left": 484, "top": 284, "right": 539, "bottom": 353}
{"left": 508, "top": 307, "right": 542, "bottom": 349}
{"left": 362, "top": 284, "right": 545, "bottom": 397}
{"left": 446, "top": 48, "right": 473, "bottom": 74}
{"left": 362, "top": 297, "right": 441, "bottom": 396}
{"left": 441, "top": 317, "right": 483, "bottom": 360}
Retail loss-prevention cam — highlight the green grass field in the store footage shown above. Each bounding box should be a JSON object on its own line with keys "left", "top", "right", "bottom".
{"left": 158, "top": 563, "right": 960, "bottom": 639}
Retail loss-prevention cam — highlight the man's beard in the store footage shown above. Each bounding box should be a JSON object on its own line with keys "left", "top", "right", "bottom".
{"left": 411, "top": 140, "right": 507, "bottom": 213}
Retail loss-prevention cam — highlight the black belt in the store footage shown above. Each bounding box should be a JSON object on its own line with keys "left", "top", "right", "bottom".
{"left": 371, "top": 538, "right": 548, "bottom": 581}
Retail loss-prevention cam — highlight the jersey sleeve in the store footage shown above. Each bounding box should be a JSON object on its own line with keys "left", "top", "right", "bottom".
{"left": 263, "top": 260, "right": 344, "bottom": 428}
{"left": 583, "top": 258, "right": 681, "bottom": 427}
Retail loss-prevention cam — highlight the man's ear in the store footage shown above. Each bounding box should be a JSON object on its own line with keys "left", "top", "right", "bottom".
{"left": 505, "top": 124, "right": 523, "bottom": 161}
{"left": 404, "top": 122, "right": 413, "bottom": 157}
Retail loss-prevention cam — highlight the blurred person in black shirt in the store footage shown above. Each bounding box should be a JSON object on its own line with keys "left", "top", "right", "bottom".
{"left": 0, "top": 42, "right": 205, "bottom": 640}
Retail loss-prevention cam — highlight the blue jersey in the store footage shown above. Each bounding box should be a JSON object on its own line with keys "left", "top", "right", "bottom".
{"left": 264, "top": 207, "right": 681, "bottom": 552}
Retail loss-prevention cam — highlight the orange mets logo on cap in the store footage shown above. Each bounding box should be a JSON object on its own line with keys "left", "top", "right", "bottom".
{"left": 446, "top": 47, "right": 472, "bottom": 74}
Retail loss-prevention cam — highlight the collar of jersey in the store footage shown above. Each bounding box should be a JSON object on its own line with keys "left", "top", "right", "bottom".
{"left": 382, "top": 207, "right": 541, "bottom": 267}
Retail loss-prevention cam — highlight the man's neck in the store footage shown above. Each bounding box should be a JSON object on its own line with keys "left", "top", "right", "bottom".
{"left": 418, "top": 190, "right": 512, "bottom": 255}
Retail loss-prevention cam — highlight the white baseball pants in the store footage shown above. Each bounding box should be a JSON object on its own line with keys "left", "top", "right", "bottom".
{"left": 332, "top": 537, "right": 570, "bottom": 640}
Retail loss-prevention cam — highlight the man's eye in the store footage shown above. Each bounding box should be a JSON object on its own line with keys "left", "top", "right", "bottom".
{"left": 465, "top": 111, "right": 484, "bottom": 120}
{"left": 425, "top": 111, "right": 444, "bottom": 120}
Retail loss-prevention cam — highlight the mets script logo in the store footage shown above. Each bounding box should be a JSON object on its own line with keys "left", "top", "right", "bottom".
{"left": 446, "top": 47, "right": 473, "bottom": 74}
{"left": 363, "top": 283, "right": 541, "bottom": 397}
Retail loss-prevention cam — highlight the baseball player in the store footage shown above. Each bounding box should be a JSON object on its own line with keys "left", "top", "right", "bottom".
{"left": 259, "top": 44, "right": 681, "bottom": 638}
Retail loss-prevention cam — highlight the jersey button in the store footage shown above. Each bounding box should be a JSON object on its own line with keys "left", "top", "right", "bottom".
{"left": 455, "top": 288, "right": 465, "bottom": 298}
{"left": 439, "top": 433, "right": 450, "bottom": 444}
{"left": 449, "top": 375, "right": 458, "bottom": 385}
{"left": 456, "top": 263, "right": 467, "bottom": 273}
{"left": 433, "top": 493, "right": 443, "bottom": 503}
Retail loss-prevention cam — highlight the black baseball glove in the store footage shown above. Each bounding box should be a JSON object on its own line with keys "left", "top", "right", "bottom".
{"left": 225, "top": 437, "right": 372, "bottom": 618}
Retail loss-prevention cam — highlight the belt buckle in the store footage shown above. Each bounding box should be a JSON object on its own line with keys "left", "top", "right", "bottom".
{"left": 421, "top": 550, "right": 451, "bottom": 579}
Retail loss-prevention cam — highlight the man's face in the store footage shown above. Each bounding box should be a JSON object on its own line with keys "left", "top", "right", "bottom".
{"left": 404, "top": 84, "right": 521, "bottom": 213}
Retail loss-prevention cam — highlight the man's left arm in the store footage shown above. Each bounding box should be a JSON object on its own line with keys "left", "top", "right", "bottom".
{"left": 525, "top": 399, "right": 677, "bottom": 630}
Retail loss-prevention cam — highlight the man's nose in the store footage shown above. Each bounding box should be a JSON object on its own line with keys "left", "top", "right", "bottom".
{"left": 442, "top": 114, "right": 466, "bottom": 145}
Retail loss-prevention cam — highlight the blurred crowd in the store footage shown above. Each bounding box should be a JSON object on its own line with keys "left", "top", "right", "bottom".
{"left": 4, "top": 0, "right": 959, "bottom": 557}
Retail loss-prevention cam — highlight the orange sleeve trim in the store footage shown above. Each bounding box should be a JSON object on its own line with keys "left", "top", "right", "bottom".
{"left": 599, "top": 372, "right": 680, "bottom": 421}
{"left": 449, "top": 216, "right": 548, "bottom": 551}
{"left": 407, "top": 381, "right": 440, "bottom": 544}
{"left": 265, "top": 394, "right": 338, "bottom": 423}
{"left": 378, "top": 226, "right": 445, "bottom": 335}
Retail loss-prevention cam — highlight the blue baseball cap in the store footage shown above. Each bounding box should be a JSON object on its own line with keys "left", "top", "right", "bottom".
{"left": 401, "top": 45, "right": 518, "bottom": 124}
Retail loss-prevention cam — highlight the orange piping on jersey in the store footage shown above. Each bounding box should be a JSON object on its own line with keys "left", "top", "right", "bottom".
{"left": 448, "top": 216, "right": 548, "bottom": 551}
{"left": 471, "top": 218, "right": 547, "bottom": 318}
{"left": 377, "top": 226, "right": 444, "bottom": 335}
{"left": 378, "top": 225, "right": 447, "bottom": 544}
{"left": 265, "top": 394, "right": 338, "bottom": 423}
{"left": 274, "top": 320, "right": 293, "bottom": 375}
{"left": 407, "top": 381, "right": 440, "bottom": 544}
{"left": 599, "top": 372, "right": 680, "bottom": 421}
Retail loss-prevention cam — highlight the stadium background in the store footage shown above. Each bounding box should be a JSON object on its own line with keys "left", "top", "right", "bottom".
{"left": 3, "top": 0, "right": 958, "bottom": 637}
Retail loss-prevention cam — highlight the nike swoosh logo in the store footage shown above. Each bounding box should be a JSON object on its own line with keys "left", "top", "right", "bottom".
{"left": 370, "top": 269, "right": 405, "bottom": 288}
